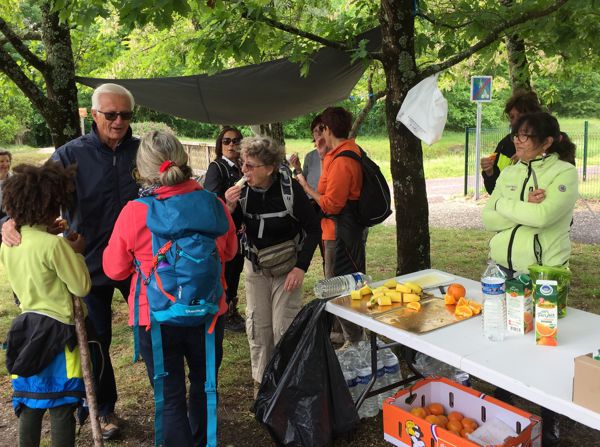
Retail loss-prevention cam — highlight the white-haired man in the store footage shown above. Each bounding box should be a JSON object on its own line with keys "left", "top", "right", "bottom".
{"left": 3, "top": 83, "right": 139, "bottom": 440}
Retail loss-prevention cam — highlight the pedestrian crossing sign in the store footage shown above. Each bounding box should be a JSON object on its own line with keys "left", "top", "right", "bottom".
{"left": 470, "top": 76, "right": 493, "bottom": 102}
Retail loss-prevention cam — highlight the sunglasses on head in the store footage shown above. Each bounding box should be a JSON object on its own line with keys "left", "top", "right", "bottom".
{"left": 97, "top": 110, "right": 134, "bottom": 121}
{"left": 222, "top": 137, "right": 242, "bottom": 146}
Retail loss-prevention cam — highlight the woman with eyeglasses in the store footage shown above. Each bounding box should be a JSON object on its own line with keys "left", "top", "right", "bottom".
{"left": 483, "top": 112, "right": 577, "bottom": 276}
{"left": 483, "top": 113, "right": 576, "bottom": 447}
{"left": 204, "top": 127, "right": 246, "bottom": 333}
{"left": 481, "top": 90, "right": 543, "bottom": 194}
{"left": 224, "top": 136, "right": 321, "bottom": 396}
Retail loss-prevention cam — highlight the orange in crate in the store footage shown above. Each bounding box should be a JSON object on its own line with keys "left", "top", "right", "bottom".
{"left": 382, "top": 377, "right": 541, "bottom": 447}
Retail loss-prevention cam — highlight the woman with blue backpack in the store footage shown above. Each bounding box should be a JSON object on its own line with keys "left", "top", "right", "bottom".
{"left": 103, "top": 131, "right": 237, "bottom": 447}
{"left": 224, "top": 136, "right": 321, "bottom": 397}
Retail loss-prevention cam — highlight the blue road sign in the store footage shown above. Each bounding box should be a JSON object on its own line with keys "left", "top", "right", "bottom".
{"left": 471, "top": 76, "right": 493, "bottom": 102}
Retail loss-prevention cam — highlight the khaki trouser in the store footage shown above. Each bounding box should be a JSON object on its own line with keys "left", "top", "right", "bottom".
{"left": 244, "top": 259, "right": 302, "bottom": 382}
{"left": 323, "top": 240, "right": 364, "bottom": 343}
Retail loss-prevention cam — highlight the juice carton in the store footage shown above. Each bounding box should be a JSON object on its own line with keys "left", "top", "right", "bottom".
{"left": 506, "top": 275, "right": 533, "bottom": 335}
{"left": 534, "top": 279, "right": 558, "bottom": 346}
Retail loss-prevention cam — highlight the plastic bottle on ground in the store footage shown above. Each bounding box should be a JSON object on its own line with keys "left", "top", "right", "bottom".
{"left": 413, "top": 352, "right": 470, "bottom": 386}
{"left": 378, "top": 349, "right": 403, "bottom": 408}
{"left": 355, "top": 364, "right": 379, "bottom": 418}
{"left": 314, "top": 272, "right": 372, "bottom": 299}
{"left": 482, "top": 260, "right": 507, "bottom": 342}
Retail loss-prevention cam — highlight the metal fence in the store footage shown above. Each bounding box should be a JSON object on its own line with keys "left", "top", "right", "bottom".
{"left": 464, "top": 122, "right": 600, "bottom": 198}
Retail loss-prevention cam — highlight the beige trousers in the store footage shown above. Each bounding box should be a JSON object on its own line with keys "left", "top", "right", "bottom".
{"left": 244, "top": 259, "right": 302, "bottom": 382}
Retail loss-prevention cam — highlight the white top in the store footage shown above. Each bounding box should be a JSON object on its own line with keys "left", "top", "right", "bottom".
{"left": 325, "top": 268, "right": 600, "bottom": 431}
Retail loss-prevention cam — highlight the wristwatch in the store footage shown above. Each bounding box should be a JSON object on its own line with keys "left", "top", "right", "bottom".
{"left": 293, "top": 168, "right": 303, "bottom": 176}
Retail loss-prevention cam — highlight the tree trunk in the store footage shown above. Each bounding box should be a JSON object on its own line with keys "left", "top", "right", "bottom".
{"left": 380, "top": 0, "right": 431, "bottom": 275}
{"left": 501, "top": 0, "right": 531, "bottom": 91}
{"left": 40, "top": 2, "right": 80, "bottom": 147}
{"left": 506, "top": 34, "right": 531, "bottom": 91}
{"left": 253, "top": 122, "right": 286, "bottom": 146}
{"left": 0, "top": 2, "right": 79, "bottom": 148}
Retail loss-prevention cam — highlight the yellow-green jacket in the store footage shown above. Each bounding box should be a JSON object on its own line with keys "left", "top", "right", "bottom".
{"left": 483, "top": 153, "right": 578, "bottom": 273}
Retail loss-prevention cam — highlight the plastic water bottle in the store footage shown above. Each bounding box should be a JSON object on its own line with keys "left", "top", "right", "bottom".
{"left": 482, "top": 260, "right": 507, "bottom": 342}
{"left": 356, "top": 364, "right": 379, "bottom": 418}
{"left": 314, "top": 272, "right": 372, "bottom": 299}
{"left": 342, "top": 368, "right": 360, "bottom": 403}
{"left": 378, "top": 349, "right": 403, "bottom": 408}
{"left": 413, "top": 352, "right": 470, "bottom": 386}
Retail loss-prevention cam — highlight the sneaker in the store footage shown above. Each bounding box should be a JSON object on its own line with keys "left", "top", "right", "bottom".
{"left": 225, "top": 308, "right": 246, "bottom": 333}
{"left": 99, "top": 413, "right": 120, "bottom": 440}
{"left": 329, "top": 331, "right": 345, "bottom": 345}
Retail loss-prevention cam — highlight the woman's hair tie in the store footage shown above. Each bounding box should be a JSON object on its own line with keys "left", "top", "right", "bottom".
{"left": 159, "top": 160, "right": 176, "bottom": 173}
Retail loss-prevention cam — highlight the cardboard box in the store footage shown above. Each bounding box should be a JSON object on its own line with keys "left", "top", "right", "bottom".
{"left": 573, "top": 353, "right": 600, "bottom": 413}
{"left": 383, "top": 377, "right": 541, "bottom": 447}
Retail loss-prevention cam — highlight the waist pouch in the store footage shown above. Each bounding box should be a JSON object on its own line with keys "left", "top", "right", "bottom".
{"left": 255, "top": 239, "right": 298, "bottom": 277}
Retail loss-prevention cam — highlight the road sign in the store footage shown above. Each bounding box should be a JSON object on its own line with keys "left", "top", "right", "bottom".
{"left": 470, "top": 76, "right": 493, "bottom": 102}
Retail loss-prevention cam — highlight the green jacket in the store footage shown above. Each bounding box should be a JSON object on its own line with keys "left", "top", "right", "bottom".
{"left": 482, "top": 153, "right": 578, "bottom": 273}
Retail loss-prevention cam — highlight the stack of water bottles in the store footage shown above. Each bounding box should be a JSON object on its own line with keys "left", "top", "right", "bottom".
{"left": 336, "top": 339, "right": 403, "bottom": 418}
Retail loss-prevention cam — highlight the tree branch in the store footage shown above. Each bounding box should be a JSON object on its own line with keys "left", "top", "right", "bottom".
{"left": 0, "top": 18, "right": 47, "bottom": 74}
{"left": 0, "top": 31, "right": 41, "bottom": 46}
{"left": 416, "top": 12, "right": 473, "bottom": 30}
{"left": 0, "top": 45, "right": 48, "bottom": 116}
{"left": 239, "top": 6, "right": 351, "bottom": 53}
{"left": 349, "top": 69, "right": 386, "bottom": 138}
{"left": 420, "top": 0, "right": 571, "bottom": 78}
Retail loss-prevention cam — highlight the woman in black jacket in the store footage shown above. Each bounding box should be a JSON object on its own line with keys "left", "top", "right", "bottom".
{"left": 204, "top": 127, "right": 246, "bottom": 332}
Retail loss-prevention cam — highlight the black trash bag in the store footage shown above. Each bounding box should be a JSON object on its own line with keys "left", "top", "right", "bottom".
{"left": 252, "top": 299, "right": 359, "bottom": 446}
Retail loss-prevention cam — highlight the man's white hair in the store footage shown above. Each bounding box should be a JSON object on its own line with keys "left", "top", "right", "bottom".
{"left": 91, "top": 83, "right": 135, "bottom": 110}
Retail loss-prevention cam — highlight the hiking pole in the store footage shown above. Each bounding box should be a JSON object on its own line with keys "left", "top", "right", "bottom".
{"left": 72, "top": 295, "right": 104, "bottom": 447}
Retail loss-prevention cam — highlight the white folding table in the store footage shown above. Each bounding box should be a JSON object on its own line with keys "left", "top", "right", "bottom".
{"left": 325, "top": 269, "right": 600, "bottom": 431}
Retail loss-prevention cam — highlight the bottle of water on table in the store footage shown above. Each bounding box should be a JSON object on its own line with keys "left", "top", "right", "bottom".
{"left": 314, "top": 272, "right": 372, "bottom": 299}
{"left": 482, "top": 260, "right": 507, "bottom": 342}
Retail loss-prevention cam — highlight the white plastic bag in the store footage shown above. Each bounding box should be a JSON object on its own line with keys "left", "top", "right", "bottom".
{"left": 396, "top": 74, "right": 448, "bottom": 145}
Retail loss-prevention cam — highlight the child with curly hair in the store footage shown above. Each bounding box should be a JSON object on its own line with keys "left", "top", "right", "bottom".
{"left": 1, "top": 161, "right": 91, "bottom": 447}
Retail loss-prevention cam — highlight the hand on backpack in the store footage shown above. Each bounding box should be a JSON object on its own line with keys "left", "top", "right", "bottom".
{"left": 284, "top": 267, "right": 305, "bottom": 292}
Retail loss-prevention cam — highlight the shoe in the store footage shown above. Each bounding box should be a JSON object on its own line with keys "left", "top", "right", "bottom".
{"left": 99, "top": 413, "right": 120, "bottom": 440}
{"left": 330, "top": 331, "right": 345, "bottom": 344}
{"left": 225, "top": 311, "right": 245, "bottom": 333}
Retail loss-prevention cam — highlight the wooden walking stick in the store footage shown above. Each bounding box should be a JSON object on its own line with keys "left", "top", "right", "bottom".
{"left": 72, "top": 295, "right": 104, "bottom": 447}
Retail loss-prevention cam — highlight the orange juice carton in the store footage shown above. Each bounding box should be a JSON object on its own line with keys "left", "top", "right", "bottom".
{"left": 506, "top": 275, "right": 533, "bottom": 335}
{"left": 383, "top": 377, "right": 541, "bottom": 447}
{"left": 534, "top": 279, "right": 558, "bottom": 346}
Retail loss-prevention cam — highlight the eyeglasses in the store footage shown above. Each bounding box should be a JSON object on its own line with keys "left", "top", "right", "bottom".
{"left": 222, "top": 137, "right": 242, "bottom": 146}
{"left": 97, "top": 110, "right": 134, "bottom": 121}
{"left": 241, "top": 161, "right": 265, "bottom": 170}
{"left": 512, "top": 133, "right": 537, "bottom": 143}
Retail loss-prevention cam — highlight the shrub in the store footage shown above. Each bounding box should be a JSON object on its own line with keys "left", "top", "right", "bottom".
{"left": 131, "top": 121, "right": 174, "bottom": 137}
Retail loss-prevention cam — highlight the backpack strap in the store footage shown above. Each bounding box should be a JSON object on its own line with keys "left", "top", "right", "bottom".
{"left": 150, "top": 314, "right": 168, "bottom": 447}
{"left": 205, "top": 323, "right": 217, "bottom": 447}
{"left": 240, "top": 167, "right": 297, "bottom": 238}
{"left": 132, "top": 259, "right": 148, "bottom": 363}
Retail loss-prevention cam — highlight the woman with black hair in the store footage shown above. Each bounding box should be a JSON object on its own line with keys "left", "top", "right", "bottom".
{"left": 482, "top": 112, "right": 577, "bottom": 447}
{"left": 204, "top": 126, "right": 246, "bottom": 332}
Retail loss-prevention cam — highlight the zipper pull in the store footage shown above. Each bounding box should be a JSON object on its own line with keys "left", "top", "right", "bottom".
{"left": 113, "top": 155, "right": 116, "bottom": 166}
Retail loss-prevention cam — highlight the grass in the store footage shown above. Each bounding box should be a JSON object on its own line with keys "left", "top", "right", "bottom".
{"left": 1, "top": 225, "right": 599, "bottom": 445}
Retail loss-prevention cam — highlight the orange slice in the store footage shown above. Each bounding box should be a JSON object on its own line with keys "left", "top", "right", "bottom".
{"left": 455, "top": 305, "right": 473, "bottom": 318}
{"left": 406, "top": 301, "right": 421, "bottom": 311}
{"left": 444, "top": 293, "right": 457, "bottom": 305}
{"left": 467, "top": 300, "right": 482, "bottom": 315}
{"left": 456, "top": 297, "right": 468, "bottom": 307}
{"left": 536, "top": 321, "right": 557, "bottom": 337}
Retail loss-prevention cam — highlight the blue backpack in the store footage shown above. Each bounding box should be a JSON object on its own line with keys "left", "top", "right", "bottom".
{"left": 132, "top": 189, "right": 229, "bottom": 447}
